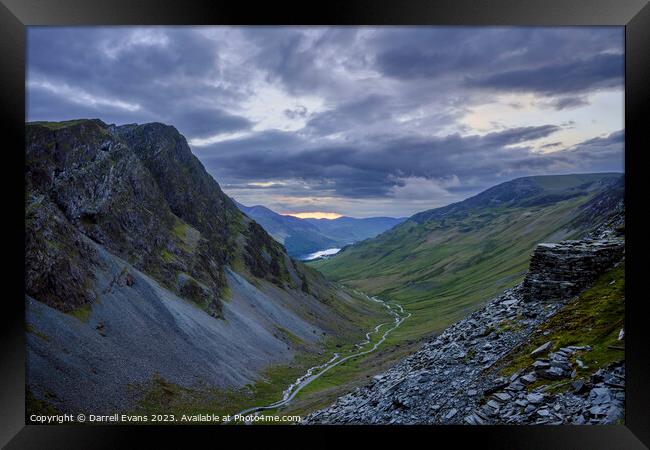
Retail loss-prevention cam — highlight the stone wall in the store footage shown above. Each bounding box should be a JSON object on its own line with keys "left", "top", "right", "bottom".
{"left": 521, "top": 239, "right": 624, "bottom": 302}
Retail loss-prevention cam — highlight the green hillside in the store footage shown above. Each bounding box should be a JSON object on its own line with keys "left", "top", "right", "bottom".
{"left": 311, "top": 173, "right": 624, "bottom": 342}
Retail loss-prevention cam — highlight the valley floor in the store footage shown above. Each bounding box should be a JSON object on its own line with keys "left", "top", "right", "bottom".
{"left": 225, "top": 294, "right": 409, "bottom": 422}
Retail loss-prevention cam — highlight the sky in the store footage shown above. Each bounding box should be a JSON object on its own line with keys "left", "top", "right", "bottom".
{"left": 27, "top": 26, "right": 624, "bottom": 218}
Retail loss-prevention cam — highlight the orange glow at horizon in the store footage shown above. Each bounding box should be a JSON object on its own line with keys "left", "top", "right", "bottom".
{"left": 282, "top": 212, "right": 343, "bottom": 220}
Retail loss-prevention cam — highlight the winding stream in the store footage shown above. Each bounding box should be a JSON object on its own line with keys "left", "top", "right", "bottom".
{"left": 226, "top": 293, "right": 410, "bottom": 423}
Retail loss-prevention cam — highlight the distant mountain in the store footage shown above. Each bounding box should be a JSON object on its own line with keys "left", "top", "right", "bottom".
{"left": 25, "top": 119, "right": 387, "bottom": 415}
{"left": 312, "top": 173, "right": 624, "bottom": 342}
{"left": 234, "top": 201, "right": 405, "bottom": 258}
{"left": 234, "top": 202, "right": 338, "bottom": 257}
{"left": 305, "top": 216, "right": 407, "bottom": 245}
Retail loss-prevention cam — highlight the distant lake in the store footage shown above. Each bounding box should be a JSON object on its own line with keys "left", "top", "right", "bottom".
{"left": 300, "top": 248, "right": 341, "bottom": 261}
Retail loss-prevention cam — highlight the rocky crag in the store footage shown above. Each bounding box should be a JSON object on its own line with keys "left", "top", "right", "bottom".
{"left": 25, "top": 119, "right": 387, "bottom": 415}
{"left": 306, "top": 236, "right": 625, "bottom": 425}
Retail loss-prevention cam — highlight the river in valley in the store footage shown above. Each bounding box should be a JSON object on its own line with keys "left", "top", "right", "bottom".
{"left": 226, "top": 293, "right": 410, "bottom": 423}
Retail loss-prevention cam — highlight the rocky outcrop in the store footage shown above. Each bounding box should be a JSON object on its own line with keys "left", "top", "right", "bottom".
{"left": 25, "top": 119, "right": 297, "bottom": 318}
{"left": 305, "top": 237, "right": 625, "bottom": 425}
{"left": 25, "top": 198, "right": 100, "bottom": 312}
{"left": 25, "top": 119, "right": 389, "bottom": 415}
{"left": 521, "top": 239, "right": 624, "bottom": 302}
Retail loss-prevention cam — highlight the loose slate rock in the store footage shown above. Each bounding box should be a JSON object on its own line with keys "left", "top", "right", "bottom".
{"left": 444, "top": 408, "right": 458, "bottom": 420}
{"left": 527, "top": 393, "right": 546, "bottom": 405}
{"left": 493, "top": 392, "right": 512, "bottom": 402}
{"left": 531, "top": 341, "right": 553, "bottom": 357}
{"left": 304, "top": 238, "right": 625, "bottom": 426}
{"left": 521, "top": 373, "right": 537, "bottom": 385}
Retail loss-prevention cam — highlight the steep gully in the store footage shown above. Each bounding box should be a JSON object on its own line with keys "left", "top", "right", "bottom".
{"left": 226, "top": 292, "right": 411, "bottom": 423}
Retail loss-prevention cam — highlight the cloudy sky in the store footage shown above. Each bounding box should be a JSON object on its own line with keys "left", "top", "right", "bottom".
{"left": 27, "top": 26, "right": 624, "bottom": 218}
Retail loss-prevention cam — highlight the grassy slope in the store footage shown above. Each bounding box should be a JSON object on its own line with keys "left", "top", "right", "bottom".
{"left": 274, "top": 175, "right": 622, "bottom": 417}
{"left": 497, "top": 261, "right": 625, "bottom": 393}
{"left": 313, "top": 195, "right": 588, "bottom": 341}
{"left": 275, "top": 200, "right": 583, "bottom": 417}
{"left": 134, "top": 353, "right": 329, "bottom": 421}
{"left": 312, "top": 174, "right": 622, "bottom": 340}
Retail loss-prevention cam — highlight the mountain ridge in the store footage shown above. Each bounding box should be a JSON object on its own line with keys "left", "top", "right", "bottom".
{"left": 409, "top": 172, "right": 622, "bottom": 224}
{"left": 311, "top": 172, "right": 624, "bottom": 343}
{"left": 25, "top": 119, "right": 389, "bottom": 415}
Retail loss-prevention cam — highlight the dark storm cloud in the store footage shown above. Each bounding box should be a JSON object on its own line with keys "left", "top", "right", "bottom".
{"left": 466, "top": 53, "right": 623, "bottom": 95}
{"left": 199, "top": 124, "right": 569, "bottom": 198}
{"left": 27, "top": 26, "right": 624, "bottom": 216}
{"left": 373, "top": 29, "right": 497, "bottom": 79}
{"left": 26, "top": 85, "right": 142, "bottom": 125}
{"left": 547, "top": 97, "right": 590, "bottom": 111}
{"left": 509, "top": 130, "right": 624, "bottom": 175}
{"left": 27, "top": 27, "right": 252, "bottom": 139}
{"left": 566, "top": 130, "right": 624, "bottom": 162}
{"left": 481, "top": 125, "right": 562, "bottom": 146}
{"left": 29, "top": 28, "right": 217, "bottom": 99}
{"left": 242, "top": 27, "right": 365, "bottom": 96}
{"left": 284, "top": 105, "right": 308, "bottom": 120}
{"left": 373, "top": 27, "right": 623, "bottom": 98}
{"left": 172, "top": 108, "right": 253, "bottom": 138}
{"left": 305, "top": 95, "right": 392, "bottom": 136}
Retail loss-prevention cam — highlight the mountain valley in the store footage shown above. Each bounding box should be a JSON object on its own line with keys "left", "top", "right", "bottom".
{"left": 24, "top": 119, "right": 625, "bottom": 425}
{"left": 25, "top": 119, "right": 390, "bottom": 416}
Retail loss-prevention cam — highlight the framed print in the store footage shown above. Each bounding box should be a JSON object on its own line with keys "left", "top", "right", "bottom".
{"left": 1, "top": 0, "right": 649, "bottom": 448}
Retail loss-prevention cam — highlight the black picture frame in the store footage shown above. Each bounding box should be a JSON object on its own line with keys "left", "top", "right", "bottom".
{"left": 2, "top": 0, "right": 648, "bottom": 448}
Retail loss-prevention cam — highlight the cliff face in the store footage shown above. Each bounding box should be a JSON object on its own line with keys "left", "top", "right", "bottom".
{"left": 25, "top": 120, "right": 297, "bottom": 317}
{"left": 306, "top": 235, "right": 625, "bottom": 425}
{"left": 25, "top": 119, "right": 387, "bottom": 414}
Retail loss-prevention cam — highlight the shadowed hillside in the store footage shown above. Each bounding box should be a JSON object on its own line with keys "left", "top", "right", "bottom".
{"left": 25, "top": 119, "right": 389, "bottom": 415}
